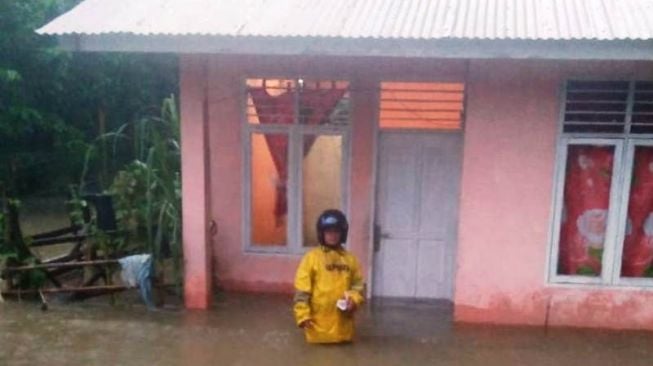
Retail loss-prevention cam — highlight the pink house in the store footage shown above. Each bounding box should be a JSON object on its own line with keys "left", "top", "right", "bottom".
{"left": 39, "top": 0, "right": 653, "bottom": 330}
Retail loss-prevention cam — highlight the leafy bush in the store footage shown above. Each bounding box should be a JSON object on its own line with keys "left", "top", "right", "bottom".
{"left": 0, "top": 0, "right": 178, "bottom": 196}
{"left": 80, "top": 96, "right": 182, "bottom": 290}
{"left": 0, "top": 197, "right": 46, "bottom": 290}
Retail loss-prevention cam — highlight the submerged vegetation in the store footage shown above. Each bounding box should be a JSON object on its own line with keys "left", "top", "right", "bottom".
{"left": 0, "top": 97, "right": 183, "bottom": 297}
{"left": 89, "top": 96, "right": 183, "bottom": 290}
{"left": 0, "top": 1, "right": 182, "bottom": 294}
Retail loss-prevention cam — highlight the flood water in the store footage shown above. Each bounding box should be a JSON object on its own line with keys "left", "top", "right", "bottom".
{"left": 6, "top": 200, "right": 653, "bottom": 365}
{"left": 1, "top": 293, "right": 652, "bottom": 366}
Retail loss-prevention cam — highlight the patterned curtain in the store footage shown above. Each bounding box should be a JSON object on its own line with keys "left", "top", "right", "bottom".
{"left": 559, "top": 146, "right": 613, "bottom": 275}
{"left": 622, "top": 147, "right": 653, "bottom": 277}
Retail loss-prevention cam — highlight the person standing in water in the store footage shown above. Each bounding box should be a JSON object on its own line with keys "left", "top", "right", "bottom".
{"left": 293, "top": 209, "right": 366, "bottom": 343}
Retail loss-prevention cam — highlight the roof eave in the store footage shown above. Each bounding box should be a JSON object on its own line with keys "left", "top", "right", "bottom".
{"left": 53, "top": 34, "right": 653, "bottom": 60}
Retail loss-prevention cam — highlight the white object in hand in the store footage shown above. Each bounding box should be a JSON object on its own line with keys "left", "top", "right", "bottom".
{"left": 336, "top": 298, "right": 348, "bottom": 311}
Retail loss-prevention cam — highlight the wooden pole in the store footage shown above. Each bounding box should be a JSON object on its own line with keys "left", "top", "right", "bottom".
{"left": 2, "top": 285, "right": 127, "bottom": 295}
{"left": 6, "top": 259, "right": 120, "bottom": 272}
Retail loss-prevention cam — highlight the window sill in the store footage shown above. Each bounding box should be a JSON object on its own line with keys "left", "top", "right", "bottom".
{"left": 546, "top": 279, "right": 653, "bottom": 291}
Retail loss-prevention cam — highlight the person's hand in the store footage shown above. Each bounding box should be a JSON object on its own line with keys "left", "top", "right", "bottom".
{"left": 344, "top": 297, "right": 357, "bottom": 313}
{"left": 299, "top": 319, "right": 314, "bottom": 329}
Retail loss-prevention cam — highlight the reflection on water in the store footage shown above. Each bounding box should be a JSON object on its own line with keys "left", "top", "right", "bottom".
{"left": 1, "top": 293, "right": 652, "bottom": 366}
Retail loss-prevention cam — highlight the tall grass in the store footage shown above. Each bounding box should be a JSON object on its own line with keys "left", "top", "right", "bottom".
{"left": 80, "top": 95, "right": 183, "bottom": 292}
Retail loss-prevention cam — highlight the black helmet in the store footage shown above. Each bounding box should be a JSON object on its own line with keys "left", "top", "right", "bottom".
{"left": 316, "top": 209, "right": 349, "bottom": 245}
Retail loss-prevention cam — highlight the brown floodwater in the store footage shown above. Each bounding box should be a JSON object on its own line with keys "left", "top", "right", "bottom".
{"left": 1, "top": 293, "right": 652, "bottom": 366}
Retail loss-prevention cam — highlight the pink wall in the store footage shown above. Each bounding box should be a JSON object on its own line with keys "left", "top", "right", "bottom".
{"left": 206, "top": 56, "right": 372, "bottom": 293}
{"left": 181, "top": 53, "right": 653, "bottom": 329}
{"left": 179, "top": 55, "right": 212, "bottom": 309}
{"left": 454, "top": 59, "right": 653, "bottom": 330}
{"left": 201, "top": 55, "right": 466, "bottom": 293}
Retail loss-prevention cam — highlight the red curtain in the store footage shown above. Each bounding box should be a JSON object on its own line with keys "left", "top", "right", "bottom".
{"left": 249, "top": 86, "right": 346, "bottom": 226}
{"left": 621, "top": 148, "right": 653, "bottom": 276}
{"left": 559, "top": 146, "right": 613, "bottom": 275}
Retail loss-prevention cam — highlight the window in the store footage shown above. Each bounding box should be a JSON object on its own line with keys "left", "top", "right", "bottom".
{"left": 550, "top": 80, "right": 653, "bottom": 286}
{"left": 244, "top": 78, "right": 350, "bottom": 253}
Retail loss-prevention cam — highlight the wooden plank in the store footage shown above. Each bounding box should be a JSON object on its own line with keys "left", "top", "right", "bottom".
{"left": 6, "top": 259, "right": 120, "bottom": 272}
{"left": 2, "top": 285, "right": 127, "bottom": 295}
{"left": 29, "top": 235, "right": 87, "bottom": 247}
{"left": 30, "top": 226, "right": 81, "bottom": 240}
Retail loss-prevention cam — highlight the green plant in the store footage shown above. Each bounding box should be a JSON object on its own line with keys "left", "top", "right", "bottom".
{"left": 0, "top": 1, "right": 178, "bottom": 196}
{"left": 0, "top": 206, "right": 17, "bottom": 272}
{"left": 0, "top": 193, "right": 46, "bottom": 290}
{"left": 111, "top": 161, "right": 149, "bottom": 235}
{"left": 81, "top": 96, "right": 183, "bottom": 293}
{"left": 65, "top": 184, "right": 88, "bottom": 227}
{"left": 128, "top": 96, "right": 182, "bottom": 292}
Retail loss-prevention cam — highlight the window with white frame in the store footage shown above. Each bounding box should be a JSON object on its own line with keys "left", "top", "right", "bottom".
{"left": 550, "top": 80, "right": 653, "bottom": 286}
{"left": 244, "top": 78, "right": 350, "bottom": 253}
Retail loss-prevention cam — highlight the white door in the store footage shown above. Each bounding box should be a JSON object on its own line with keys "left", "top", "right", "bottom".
{"left": 372, "top": 132, "right": 462, "bottom": 300}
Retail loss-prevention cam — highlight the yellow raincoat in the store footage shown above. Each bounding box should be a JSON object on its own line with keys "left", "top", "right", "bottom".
{"left": 293, "top": 245, "right": 365, "bottom": 343}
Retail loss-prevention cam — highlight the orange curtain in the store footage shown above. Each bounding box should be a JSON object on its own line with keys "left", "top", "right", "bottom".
{"left": 248, "top": 86, "right": 345, "bottom": 226}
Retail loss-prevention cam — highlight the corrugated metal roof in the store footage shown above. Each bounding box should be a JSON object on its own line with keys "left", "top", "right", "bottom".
{"left": 37, "top": 0, "right": 653, "bottom": 41}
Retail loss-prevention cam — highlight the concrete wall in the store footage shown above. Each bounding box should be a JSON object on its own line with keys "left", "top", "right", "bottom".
{"left": 179, "top": 54, "right": 212, "bottom": 309}
{"left": 454, "top": 59, "right": 653, "bottom": 330}
{"left": 197, "top": 55, "right": 466, "bottom": 293}
{"left": 180, "top": 53, "right": 653, "bottom": 329}
{"left": 206, "top": 56, "right": 368, "bottom": 293}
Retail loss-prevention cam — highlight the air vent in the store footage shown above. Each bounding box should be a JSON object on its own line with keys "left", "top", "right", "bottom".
{"left": 632, "top": 81, "right": 653, "bottom": 134}
{"left": 379, "top": 82, "right": 464, "bottom": 130}
{"left": 563, "top": 80, "right": 629, "bottom": 134}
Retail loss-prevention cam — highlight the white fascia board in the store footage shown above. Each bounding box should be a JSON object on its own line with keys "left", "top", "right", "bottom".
{"left": 55, "top": 34, "right": 653, "bottom": 61}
